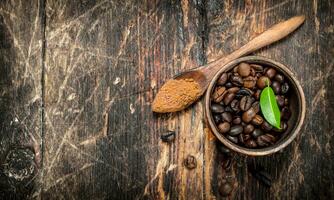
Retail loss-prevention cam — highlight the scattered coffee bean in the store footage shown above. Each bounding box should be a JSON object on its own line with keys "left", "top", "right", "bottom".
{"left": 226, "top": 135, "right": 238, "bottom": 143}
{"left": 251, "top": 115, "right": 264, "bottom": 126}
{"left": 229, "top": 125, "right": 243, "bottom": 136}
{"left": 265, "top": 68, "right": 276, "bottom": 79}
{"left": 222, "top": 156, "right": 233, "bottom": 171}
{"left": 239, "top": 133, "right": 251, "bottom": 144}
{"left": 211, "top": 103, "right": 224, "bottom": 113}
{"left": 212, "top": 87, "right": 227, "bottom": 103}
{"left": 223, "top": 93, "right": 235, "bottom": 105}
{"left": 218, "top": 122, "right": 231, "bottom": 134}
{"left": 238, "top": 62, "right": 251, "bottom": 77}
{"left": 160, "top": 131, "right": 176, "bottom": 143}
{"left": 184, "top": 155, "right": 197, "bottom": 169}
{"left": 244, "top": 124, "right": 255, "bottom": 134}
{"left": 256, "top": 134, "right": 276, "bottom": 146}
{"left": 276, "top": 95, "right": 285, "bottom": 107}
{"left": 281, "top": 107, "right": 291, "bottom": 120}
{"left": 281, "top": 82, "right": 290, "bottom": 94}
{"left": 254, "top": 89, "right": 261, "bottom": 100}
{"left": 232, "top": 116, "right": 241, "bottom": 125}
{"left": 217, "top": 143, "right": 231, "bottom": 154}
{"left": 240, "top": 96, "right": 254, "bottom": 111}
{"left": 231, "top": 75, "right": 244, "bottom": 86}
{"left": 227, "top": 87, "right": 240, "bottom": 94}
{"left": 257, "top": 76, "right": 270, "bottom": 89}
{"left": 217, "top": 73, "right": 228, "bottom": 85}
{"left": 272, "top": 81, "right": 281, "bottom": 94}
{"left": 213, "top": 114, "right": 222, "bottom": 123}
{"left": 236, "top": 88, "right": 253, "bottom": 98}
{"left": 222, "top": 112, "right": 232, "bottom": 123}
{"left": 242, "top": 107, "right": 256, "bottom": 123}
{"left": 274, "top": 73, "right": 284, "bottom": 83}
{"left": 250, "top": 64, "right": 264, "bottom": 73}
{"left": 243, "top": 76, "right": 256, "bottom": 89}
{"left": 245, "top": 139, "right": 257, "bottom": 148}
{"left": 219, "top": 182, "right": 233, "bottom": 197}
{"left": 251, "top": 129, "right": 263, "bottom": 138}
{"left": 251, "top": 101, "right": 260, "bottom": 113}
{"left": 261, "top": 121, "right": 273, "bottom": 132}
{"left": 230, "top": 99, "right": 240, "bottom": 112}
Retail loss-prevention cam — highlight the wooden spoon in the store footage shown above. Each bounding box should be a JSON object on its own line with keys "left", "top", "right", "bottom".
{"left": 152, "top": 15, "right": 305, "bottom": 113}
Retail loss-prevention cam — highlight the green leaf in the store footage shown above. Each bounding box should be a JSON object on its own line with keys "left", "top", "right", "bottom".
{"left": 260, "top": 85, "right": 281, "bottom": 129}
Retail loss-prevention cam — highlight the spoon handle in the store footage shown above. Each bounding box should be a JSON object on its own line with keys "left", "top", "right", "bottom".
{"left": 204, "top": 15, "right": 305, "bottom": 77}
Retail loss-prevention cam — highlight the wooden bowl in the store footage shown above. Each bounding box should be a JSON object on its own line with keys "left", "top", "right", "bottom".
{"left": 205, "top": 56, "right": 306, "bottom": 156}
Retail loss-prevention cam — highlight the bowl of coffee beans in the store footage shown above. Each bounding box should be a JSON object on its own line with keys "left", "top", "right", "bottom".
{"left": 205, "top": 56, "right": 306, "bottom": 156}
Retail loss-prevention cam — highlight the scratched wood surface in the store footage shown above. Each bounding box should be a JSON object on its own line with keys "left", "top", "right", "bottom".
{"left": 0, "top": 0, "right": 333, "bottom": 199}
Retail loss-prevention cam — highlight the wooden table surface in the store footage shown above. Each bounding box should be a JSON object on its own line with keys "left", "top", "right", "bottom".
{"left": 0, "top": 0, "right": 333, "bottom": 199}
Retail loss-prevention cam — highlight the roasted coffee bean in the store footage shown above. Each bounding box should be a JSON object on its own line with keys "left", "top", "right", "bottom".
{"left": 273, "top": 121, "right": 288, "bottom": 132}
{"left": 281, "top": 107, "right": 291, "bottom": 120}
{"left": 274, "top": 74, "right": 284, "bottom": 83}
{"left": 222, "top": 157, "right": 233, "bottom": 171}
{"left": 276, "top": 95, "right": 285, "bottom": 107}
{"left": 256, "top": 134, "right": 276, "bottom": 147}
{"left": 244, "top": 124, "right": 255, "bottom": 134}
{"left": 242, "top": 107, "right": 256, "bottom": 123}
{"left": 281, "top": 82, "right": 290, "bottom": 94}
{"left": 251, "top": 101, "right": 260, "bottom": 113}
{"left": 236, "top": 88, "right": 253, "bottom": 98}
{"left": 250, "top": 64, "right": 264, "bottom": 72}
{"left": 241, "top": 122, "right": 247, "bottom": 127}
{"left": 252, "top": 115, "right": 264, "bottom": 126}
{"left": 257, "top": 76, "right": 270, "bottom": 89}
{"left": 225, "top": 106, "right": 234, "bottom": 113}
{"left": 217, "top": 143, "right": 231, "bottom": 154}
{"left": 232, "top": 116, "right": 241, "bottom": 125}
{"left": 213, "top": 114, "right": 222, "bottom": 123}
{"left": 227, "top": 87, "right": 240, "bottom": 94}
{"left": 254, "top": 89, "right": 261, "bottom": 100}
{"left": 229, "top": 125, "right": 243, "bottom": 136}
{"left": 222, "top": 112, "right": 232, "bottom": 123}
{"left": 272, "top": 81, "right": 281, "bottom": 94}
{"left": 219, "top": 182, "right": 233, "bottom": 197}
{"left": 239, "top": 133, "right": 251, "bottom": 144}
{"left": 261, "top": 121, "right": 273, "bottom": 132}
{"left": 161, "top": 131, "right": 176, "bottom": 143}
{"left": 251, "top": 129, "right": 263, "bottom": 138}
{"left": 230, "top": 99, "right": 240, "bottom": 112}
{"left": 225, "top": 82, "right": 233, "bottom": 88}
{"left": 243, "top": 76, "right": 256, "bottom": 89}
{"left": 250, "top": 68, "right": 256, "bottom": 76}
{"left": 212, "top": 87, "right": 227, "bottom": 103}
{"left": 265, "top": 68, "right": 276, "bottom": 79}
{"left": 245, "top": 139, "right": 257, "bottom": 148}
{"left": 217, "top": 73, "right": 228, "bottom": 85}
{"left": 218, "top": 122, "right": 231, "bottom": 133}
{"left": 256, "top": 72, "right": 262, "bottom": 78}
{"left": 211, "top": 103, "right": 224, "bottom": 113}
{"left": 240, "top": 96, "right": 255, "bottom": 111}
{"left": 230, "top": 75, "right": 243, "bottom": 86}
{"left": 226, "top": 135, "right": 238, "bottom": 143}
{"left": 223, "top": 93, "right": 236, "bottom": 105}
{"left": 238, "top": 62, "right": 251, "bottom": 77}
{"left": 184, "top": 155, "right": 197, "bottom": 169}
{"left": 284, "top": 98, "right": 289, "bottom": 106}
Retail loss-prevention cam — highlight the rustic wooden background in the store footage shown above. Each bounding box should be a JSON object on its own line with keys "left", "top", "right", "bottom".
{"left": 0, "top": 0, "right": 333, "bottom": 199}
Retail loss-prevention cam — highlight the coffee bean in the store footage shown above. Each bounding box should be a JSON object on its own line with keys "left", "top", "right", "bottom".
{"left": 251, "top": 115, "right": 264, "bottom": 126}
{"left": 217, "top": 73, "right": 228, "bottom": 85}
{"left": 240, "top": 96, "right": 255, "bottom": 111}
{"left": 251, "top": 129, "right": 263, "bottom": 138}
{"left": 227, "top": 87, "right": 240, "bottom": 94}
{"left": 218, "top": 122, "right": 231, "bottom": 133}
{"left": 213, "top": 114, "right": 222, "bottom": 123}
{"left": 212, "top": 87, "right": 227, "bottom": 103}
{"left": 250, "top": 68, "right": 256, "bottom": 76}
{"left": 272, "top": 81, "right": 281, "bottom": 94}
{"left": 250, "top": 64, "right": 264, "bottom": 73}
{"left": 256, "top": 134, "right": 276, "bottom": 147}
{"left": 276, "top": 95, "right": 285, "bottom": 107}
{"left": 242, "top": 107, "right": 256, "bottom": 123}
{"left": 236, "top": 88, "right": 253, "bottom": 98}
{"left": 243, "top": 76, "right": 256, "bottom": 89}
{"left": 281, "top": 107, "right": 291, "bottom": 120}
{"left": 184, "top": 155, "right": 197, "bottom": 169}
{"left": 281, "top": 82, "right": 290, "bottom": 94}
{"left": 284, "top": 98, "right": 289, "bottom": 106}
{"left": 222, "top": 112, "right": 232, "bottom": 123}
{"left": 256, "top": 72, "right": 262, "bottom": 78}
{"left": 222, "top": 157, "right": 233, "bottom": 171}
{"left": 226, "top": 135, "right": 238, "bottom": 143}
{"left": 219, "top": 182, "right": 233, "bottom": 197}
{"left": 211, "top": 103, "right": 224, "bottom": 113}
{"left": 244, "top": 124, "right": 255, "bottom": 134}
{"left": 274, "top": 74, "right": 284, "bottom": 83}
{"left": 225, "top": 82, "right": 233, "bottom": 88}
{"left": 232, "top": 116, "right": 241, "bottom": 125}
{"left": 239, "top": 133, "right": 251, "bottom": 144}
{"left": 230, "top": 99, "right": 240, "bottom": 112}
{"left": 238, "top": 62, "right": 251, "bottom": 77}
{"left": 261, "top": 121, "right": 273, "bottom": 132}
{"left": 241, "top": 122, "right": 247, "bottom": 127}
{"left": 229, "top": 125, "right": 243, "bottom": 136}
{"left": 257, "top": 76, "right": 270, "bottom": 89}
{"left": 217, "top": 143, "right": 231, "bottom": 154}
{"left": 230, "top": 75, "right": 243, "bottom": 86}
{"left": 251, "top": 101, "right": 260, "bottom": 113}
{"left": 265, "top": 68, "right": 276, "bottom": 79}
{"left": 254, "top": 89, "right": 261, "bottom": 100}
{"left": 223, "top": 93, "right": 236, "bottom": 105}
{"left": 245, "top": 139, "right": 257, "bottom": 148}
{"left": 160, "top": 131, "right": 176, "bottom": 143}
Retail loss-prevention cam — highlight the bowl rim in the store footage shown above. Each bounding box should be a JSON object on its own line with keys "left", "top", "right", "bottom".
{"left": 205, "top": 56, "right": 306, "bottom": 156}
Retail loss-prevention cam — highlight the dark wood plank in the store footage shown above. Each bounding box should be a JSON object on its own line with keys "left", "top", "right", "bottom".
{"left": 42, "top": 0, "right": 206, "bottom": 199}
{"left": 0, "top": 0, "right": 44, "bottom": 199}
{"left": 205, "top": 0, "right": 334, "bottom": 199}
